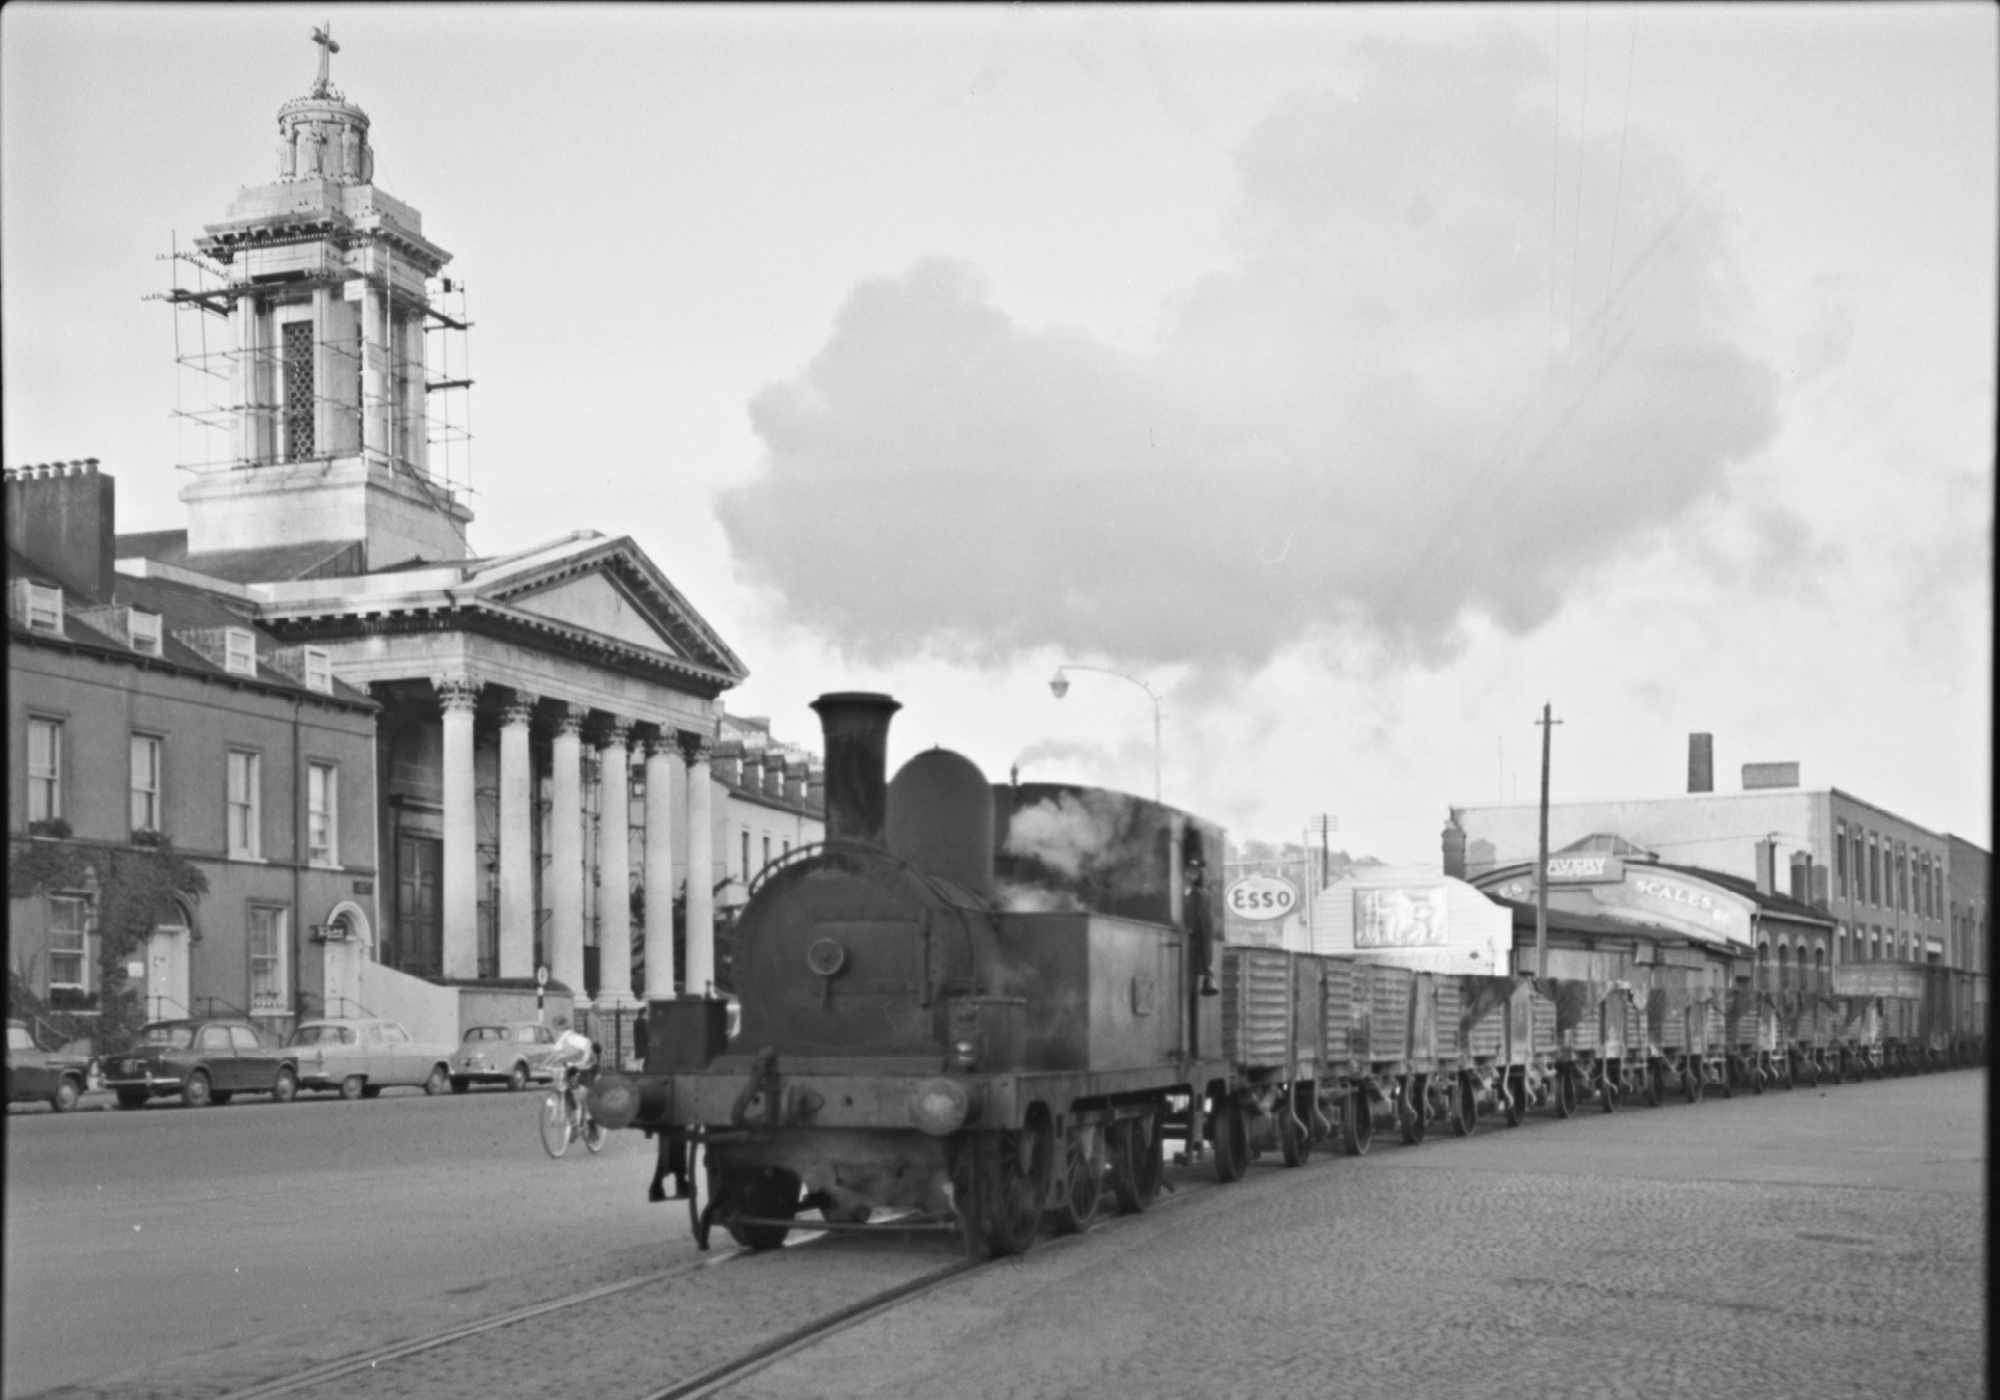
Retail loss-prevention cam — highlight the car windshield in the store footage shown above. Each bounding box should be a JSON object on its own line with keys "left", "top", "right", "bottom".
{"left": 288, "top": 1025, "right": 355, "bottom": 1046}
{"left": 464, "top": 1027, "right": 513, "bottom": 1042}
{"left": 141, "top": 1026, "right": 196, "bottom": 1049}
{"left": 7, "top": 1027, "right": 36, "bottom": 1051}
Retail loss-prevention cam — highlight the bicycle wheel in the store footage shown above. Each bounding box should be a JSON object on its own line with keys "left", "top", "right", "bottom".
{"left": 540, "top": 1090, "right": 572, "bottom": 1158}
{"left": 582, "top": 1106, "right": 609, "bottom": 1154}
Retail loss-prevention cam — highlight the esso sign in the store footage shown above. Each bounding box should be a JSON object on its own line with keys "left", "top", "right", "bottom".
{"left": 1226, "top": 873, "right": 1299, "bottom": 921}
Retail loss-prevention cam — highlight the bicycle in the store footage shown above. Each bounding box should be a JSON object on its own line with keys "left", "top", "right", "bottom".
{"left": 540, "top": 1064, "right": 608, "bottom": 1158}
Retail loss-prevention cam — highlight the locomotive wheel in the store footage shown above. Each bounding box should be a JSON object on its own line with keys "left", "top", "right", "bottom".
{"left": 1211, "top": 1094, "right": 1249, "bottom": 1184}
{"left": 1554, "top": 1067, "right": 1578, "bottom": 1119}
{"left": 1342, "top": 1087, "right": 1374, "bottom": 1156}
{"left": 1447, "top": 1073, "right": 1475, "bottom": 1138}
{"left": 1644, "top": 1062, "right": 1665, "bottom": 1109}
{"left": 1502, "top": 1071, "right": 1525, "bottom": 1128}
{"left": 1398, "top": 1077, "right": 1428, "bottom": 1146}
{"left": 722, "top": 1168, "right": 801, "bottom": 1251}
{"left": 1052, "top": 1127, "right": 1102, "bottom": 1234}
{"left": 1111, "top": 1109, "right": 1165, "bottom": 1214}
{"left": 1278, "top": 1083, "right": 1313, "bottom": 1168}
{"left": 982, "top": 1134, "right": 1042, "bottom": 1258}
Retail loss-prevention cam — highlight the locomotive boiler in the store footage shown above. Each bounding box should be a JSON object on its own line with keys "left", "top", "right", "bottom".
{"left": 590, "top": 692, "right": 1232, "bottom": 1257}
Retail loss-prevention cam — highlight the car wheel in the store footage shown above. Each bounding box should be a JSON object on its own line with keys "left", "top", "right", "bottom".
{"left": 423, "top": 1065, "right": 450, "bottom": 1096}
{"left": 450, "top": 1076, "right": 471, "bottom": 1094}
{"left": 272, "top": 1068, "right": 298, "bottom": 1104}
{"left": 51, "top": 1075, "right": 82, "bottom": 1113}
{"left": 116, "top": 1091, "right": 149, "bottom": 1110}
{"left": 183, "top": 1072, "right": 213, "bottom": 1108}
{"left": 507, "top": 1062, "right": 529, "bottom": 1092}
{"left": 339, "top": 1075, "right": 365, "bottom": 1101}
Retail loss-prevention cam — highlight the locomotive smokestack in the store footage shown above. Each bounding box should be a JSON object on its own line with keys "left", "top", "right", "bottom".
{"left": 810, "top": 692, "right": 902, "bottom": 846}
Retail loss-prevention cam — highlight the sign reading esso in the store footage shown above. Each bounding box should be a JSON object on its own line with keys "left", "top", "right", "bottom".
{"left": 1226, "top": 873, "right": 1299, "bottom": 921}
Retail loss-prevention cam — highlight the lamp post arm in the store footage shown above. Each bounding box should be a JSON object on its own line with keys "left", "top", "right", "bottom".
{"left": 1051, "top": 663, "right": 1165, "bottom": 803}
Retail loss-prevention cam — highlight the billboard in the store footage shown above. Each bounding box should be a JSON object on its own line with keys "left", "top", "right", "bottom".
{"left": 1354, "top": 886, "right": 1448, "bottom": 949}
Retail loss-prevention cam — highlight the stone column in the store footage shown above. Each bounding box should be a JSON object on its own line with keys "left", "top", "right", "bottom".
{"left": 643, "top": 737, "right": 680, "bottom": 1000}
{"left": 235, "top": 294, "right": 261, "bottom": 465}
{"left": 497, "top": 690, "right": 537, "bottom": 980}
{"left": 596, "top": 719, "right": 637, "bottom": 1009}
{"left": 549, "top": 704, "right": 587, "bottom": 1008}
{"left": 682, "top": 736, "right": 717, "bottom": 998}
{"left": 436, "top": 674, "right": 481, "bottom": 980}
{"left": 361, "top": 271, "right": 388, "bottom": 462}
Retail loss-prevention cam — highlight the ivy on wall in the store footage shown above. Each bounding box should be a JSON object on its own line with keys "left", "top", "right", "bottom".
{"left": 8, "top": 839, "right": 209, "bottom": 1052}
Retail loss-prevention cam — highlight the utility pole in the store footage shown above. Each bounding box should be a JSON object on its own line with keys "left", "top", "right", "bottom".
{"left": 1534, "top": 703, "right": 1563, "bottom": 978}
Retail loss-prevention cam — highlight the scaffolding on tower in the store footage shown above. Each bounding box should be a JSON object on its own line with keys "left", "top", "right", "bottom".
{"left": 149, "top": 233, "right": 475, "bottom": 509}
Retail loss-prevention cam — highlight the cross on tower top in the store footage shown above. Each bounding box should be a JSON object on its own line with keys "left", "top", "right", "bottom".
{"left": 310, "top": 24, "right": 340, "bottom": 96}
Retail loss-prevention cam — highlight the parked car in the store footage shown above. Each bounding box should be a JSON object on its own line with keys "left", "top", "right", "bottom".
{"left": 286, "top": 1018, "right": 456, "bottom": 1099}
{"left": 7, "top": 1019, "right": 95, "bottom": 1112}
{"left": 100, "top": 1019, "right": 298, "bottom": 1109}
{"left": 448, "top": 1021, "right": 563, "bottom": 1092}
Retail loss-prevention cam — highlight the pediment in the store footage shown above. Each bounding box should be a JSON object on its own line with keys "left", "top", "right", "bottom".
{"left": 510, "top": 572, "right": 685, "bottom": 657}
{"left": 470, "top": 536, "right": 747, "bottom": 684}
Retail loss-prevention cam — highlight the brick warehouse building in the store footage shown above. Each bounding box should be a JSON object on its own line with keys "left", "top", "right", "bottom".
{"left": 8, "top": 462, "right": 378, "bottom": 1044}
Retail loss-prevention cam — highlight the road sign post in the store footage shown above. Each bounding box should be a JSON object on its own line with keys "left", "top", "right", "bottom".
{"left": 536, "top": 964, "right": 549, "bottom": 1022}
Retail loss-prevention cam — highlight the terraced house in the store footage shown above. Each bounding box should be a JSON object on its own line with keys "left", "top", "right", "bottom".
{"left": 7, "top": 462, "right": 379, "bottom": 1045}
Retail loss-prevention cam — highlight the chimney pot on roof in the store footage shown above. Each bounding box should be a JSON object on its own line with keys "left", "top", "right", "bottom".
{"left": 1688, "top": 733, "right": 1714, "bottom": 794}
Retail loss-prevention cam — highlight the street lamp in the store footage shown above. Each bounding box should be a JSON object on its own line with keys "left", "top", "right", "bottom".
{"left": 1048, "top": 664, "right": 1164, "bottom": 803}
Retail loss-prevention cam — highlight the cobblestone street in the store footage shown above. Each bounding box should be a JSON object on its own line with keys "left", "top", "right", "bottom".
{"left": 16, "top": 1068, "right": 1980, "bottom": 1400}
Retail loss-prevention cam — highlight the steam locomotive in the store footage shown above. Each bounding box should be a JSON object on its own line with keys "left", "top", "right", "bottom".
{"left": 590, "top": 693, "right": 1234, "bottom": 1256}
{"left": 589, "top": 692, "right": 1987, "bottom": 1259}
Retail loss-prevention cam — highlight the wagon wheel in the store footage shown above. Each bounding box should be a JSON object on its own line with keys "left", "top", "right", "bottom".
{"left": 1111, "top": 1108, "right": 1165, "bottom": 1214}
{"left": 1554, "top": 1066, "right": 1578, "bottom": 1119}
{"left": 724, "top": 1167, "right": 801, "bottom": 1251}
{"left": 1278, "top": 1083, "right": 1313, "bottom": 1168}
{"left": 1342, "top": 1086, "right": 1374, "bottom": 1156}
{"left": 1644, "top": 1061, "right": 1665, "bottom": 1109}
{"left": 1447, "top": 1072, "right": 1476, "bottom": 1138}
{"left": 1210, "top": 1094, "right": 1249, "bottom": 1184}
{"left": 1051, "top": 1122, "right": 1102, "bottom": 1234}
{"left": 1398, "top": 1076, "right": 1428, "bottom": 1146}
{"left": 1502, "top": 1070, "right": 1526, "bottom": 1128}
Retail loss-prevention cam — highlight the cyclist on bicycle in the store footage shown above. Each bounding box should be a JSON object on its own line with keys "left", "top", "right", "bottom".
{"left": 549, "top": 1016, "right": 597, "bottom": 1083}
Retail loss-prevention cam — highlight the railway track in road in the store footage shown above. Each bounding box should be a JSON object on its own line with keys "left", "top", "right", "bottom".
{"left": 204, "top": 1179, "right": 1211, "bottom": 1400}
{"left": 207, "top": 1223, "right": 990, "bottom": 1400}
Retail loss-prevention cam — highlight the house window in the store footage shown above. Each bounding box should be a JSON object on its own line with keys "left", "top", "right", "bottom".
{"left": 48, "top": 893, "right": 95, "bottom": 995}
{"left": 19, "top": 580, "right": 63, "bottom": 633}
{"left": 228, "top": 750, "right": 261, "bottom": 858}
{"left": 741, "top": 830, "right": 751, "bottom": 882}
{"left": 129, "top": 609, "right": 163, "bottom": 656}
{"left": 131, "top": 734, "right": 163, "bottom": 834}
{"left": 302, "top": 647, "right": 332, "bottom": 694}
{"left": 1834, "top": 821, "right": 1847, "bottom": 897}
{"left": 1867, "top": 834, "right": 1879, "bottom": 905}
{"left": 27, "top": 718, "right": 62, "bottom": 824}
{"left": 224, "top": 627, "right": 257, "bottom": 677}
{"left": 308, "top": 762, "right": 337, "bottom": 865}
{"left": 284, "top": 319, "right": 316, "bottom": 460}
{"left": 249, "top": 904, "right": 289, "bottom": 1013}
{"left": 762, "top": 835, "right": 771, "bottom": 872}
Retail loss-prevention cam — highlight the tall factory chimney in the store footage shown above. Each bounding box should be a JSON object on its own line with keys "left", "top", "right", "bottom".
{"left": 1790, "top": 852, "right": 1811, "bottom": 903}
{"left": 810, "top": 692, "right": 901, "bottom": 846}
{"left": 1688, "top": 733, "right": 1714, "bottom": 794}
{"left": 1755, "top": 839, "right": 1777, "bottom": 896}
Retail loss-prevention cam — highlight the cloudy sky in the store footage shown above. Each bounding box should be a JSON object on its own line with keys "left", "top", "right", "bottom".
{"left": 5, "top": 4, "right": 1992, "bottom": 861}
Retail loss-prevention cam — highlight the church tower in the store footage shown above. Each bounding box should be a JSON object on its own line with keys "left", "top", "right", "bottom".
{"left": 179, "top": 27, "right": 472, "bottom": 569}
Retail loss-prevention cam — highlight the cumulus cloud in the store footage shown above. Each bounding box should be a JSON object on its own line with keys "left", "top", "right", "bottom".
{"left": 719, "top": 25, "right": 1778, "bottom": 674}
